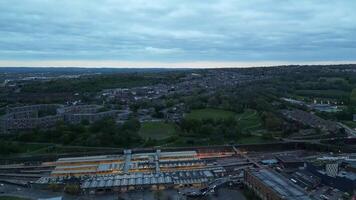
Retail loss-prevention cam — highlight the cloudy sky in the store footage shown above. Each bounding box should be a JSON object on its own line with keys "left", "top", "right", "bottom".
{"left": 0, "top": 0, "right": 355, "bottom": 68}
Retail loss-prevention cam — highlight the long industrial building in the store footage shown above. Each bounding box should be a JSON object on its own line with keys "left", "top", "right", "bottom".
{"left": 244, "top": 169, "right": 312, "bottom": 200}
{"left": 34, "top": 148, "right": 237, "bottom": 194}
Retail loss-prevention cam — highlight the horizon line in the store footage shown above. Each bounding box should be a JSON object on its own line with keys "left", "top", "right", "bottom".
{"left": 0, "top": 60, "right": 356, "bottom": 68}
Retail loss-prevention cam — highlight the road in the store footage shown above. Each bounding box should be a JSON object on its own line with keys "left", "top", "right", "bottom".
{"left": 337, "top": 122, "right": 356, "bottom": 137}
{"left": 0, "top": 183, "right": 246, "bottom": 200}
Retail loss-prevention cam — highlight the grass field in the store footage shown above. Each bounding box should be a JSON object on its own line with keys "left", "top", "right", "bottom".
{"left": 235, "top": 109, "right": 263, "bottom": 132}
{"left": 139, "top": 121, "right": 177, "bottom": 140}
{"left": 185, "top": 108, "right": 236, "bottom": 120}
{"left": 186, "top": 108, "right": 263, "bottom": 133}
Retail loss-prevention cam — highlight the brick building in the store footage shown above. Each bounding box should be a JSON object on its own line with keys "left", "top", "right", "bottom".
{"left": 244, "top": 169, "right": 311, "bottom": 200}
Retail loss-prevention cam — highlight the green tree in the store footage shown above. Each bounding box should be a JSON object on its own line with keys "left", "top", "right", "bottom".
{"left": 262, "top": 112, "right": 282, "bottom": 131}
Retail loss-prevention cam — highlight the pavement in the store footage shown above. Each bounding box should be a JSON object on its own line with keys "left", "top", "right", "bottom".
{"left": 0, "top": 183, "right": 66, "bottom": 200}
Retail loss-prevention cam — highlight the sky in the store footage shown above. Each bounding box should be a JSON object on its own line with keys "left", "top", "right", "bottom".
{"left": 0, "top": 0, "right": 355, "bottom": 68}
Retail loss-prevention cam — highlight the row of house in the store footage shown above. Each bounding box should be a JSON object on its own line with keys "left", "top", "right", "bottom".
{"left": 0, "top": 104, "right": 119, "bottom": 134}
{"left": 98, "top": 71, "right": 267, "bottom": 123}
{"left": 281, "top": 109, "right": 339, "bottom": 133}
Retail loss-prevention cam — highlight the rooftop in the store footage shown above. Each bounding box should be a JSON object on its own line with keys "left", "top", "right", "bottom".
{"left": 250, "top": 169, "right": 311, "bottom": 200}
{"left": 56, "top": 155, "right": 123, "bottom": 163}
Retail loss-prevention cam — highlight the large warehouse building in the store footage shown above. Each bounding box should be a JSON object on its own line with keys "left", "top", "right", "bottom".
{"left": 35, "top": 148, "right": 235, "bottom": 194}
{"left": 244, "top": 169, "right": 311, "bottom": 200}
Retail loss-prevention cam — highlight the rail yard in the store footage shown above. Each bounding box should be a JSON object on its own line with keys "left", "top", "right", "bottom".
{"left": 1, "top": 145, "right": 354, "bottom": 199}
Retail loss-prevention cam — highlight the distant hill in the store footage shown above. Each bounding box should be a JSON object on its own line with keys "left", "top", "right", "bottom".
{"left": 0, "top": 67, "right": 189, "bottom": 74}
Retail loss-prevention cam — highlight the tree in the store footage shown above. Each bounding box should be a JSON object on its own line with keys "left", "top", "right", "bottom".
{"left": 81, "top": 119, "right": 90, "bottom": 125}
{"left": 122, "top": 118, "right": 141, "bottom": 132}
{"left": 262, "top": 112, "right": 282, "bottom": 131}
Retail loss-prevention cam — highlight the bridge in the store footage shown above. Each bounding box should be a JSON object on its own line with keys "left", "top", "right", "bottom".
{"left": 232, "top": 145, "right": 263, "bottom": 168}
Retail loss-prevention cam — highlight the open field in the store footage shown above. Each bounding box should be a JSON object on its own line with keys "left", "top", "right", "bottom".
{"left": 139, "top": 122, "right": 177, "bottom": 140}
{"left": 185, "top": 108, "right": 236, "bottom": 120}
{"left": 236, "top": 109, "right": 263, "bottom": 132}
{"left": 186, "top": 108, "right": 263, "bottom": 133}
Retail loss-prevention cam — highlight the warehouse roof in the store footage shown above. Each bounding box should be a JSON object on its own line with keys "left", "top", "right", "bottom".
{"left": 57, "top": 155, "right": 122, "bottom": 163}
{"left": 250, "top": 169, "right": 311, "bottom": 200}
{"left": 81, "top": 169, "right": 213, "bottom": 189}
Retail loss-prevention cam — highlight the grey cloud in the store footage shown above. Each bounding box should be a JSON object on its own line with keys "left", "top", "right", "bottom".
{"left": 0, "top": 0, "right": 355, "bottom": 62}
